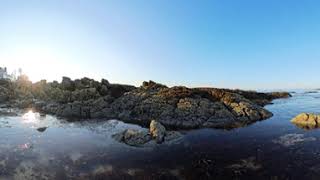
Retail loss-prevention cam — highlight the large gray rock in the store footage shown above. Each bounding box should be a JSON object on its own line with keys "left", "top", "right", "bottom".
{"left": 113, "top": 121, "right": 183, "bottom": 147}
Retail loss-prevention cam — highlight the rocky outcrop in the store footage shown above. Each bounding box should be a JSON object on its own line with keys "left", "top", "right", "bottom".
{"left": 291, "top": 113, "right": 320, "bottom": 128}
{"left": 0, "top": 77, "right": 291, "bottom": 130}
{"left": 111, "top": 82, "right": 277, "bottom": 129}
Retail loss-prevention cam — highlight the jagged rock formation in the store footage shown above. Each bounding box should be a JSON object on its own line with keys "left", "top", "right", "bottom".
{"left": 110, "top": 81, "right": 290, "bottom": 129}
{"left": 0, "top": 77, "right": 291, "bottom": 129}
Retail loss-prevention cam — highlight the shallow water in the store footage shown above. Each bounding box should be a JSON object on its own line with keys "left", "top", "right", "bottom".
{"left": 1, "top": 91, "right": 320, "bottom": 179}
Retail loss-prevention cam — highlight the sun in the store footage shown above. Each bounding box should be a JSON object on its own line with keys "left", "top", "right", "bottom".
{"left": 2, "top": 46, "right": 70, "bottom": 82}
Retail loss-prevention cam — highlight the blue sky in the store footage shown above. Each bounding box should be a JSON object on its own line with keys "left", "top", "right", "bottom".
{"left": 0, "top": 0, "right": 320, "bottom": 89}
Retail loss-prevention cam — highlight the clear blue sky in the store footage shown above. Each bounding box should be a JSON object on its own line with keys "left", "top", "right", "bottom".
{"left": 0, "top": 0, "right": 320, "bottom": 89}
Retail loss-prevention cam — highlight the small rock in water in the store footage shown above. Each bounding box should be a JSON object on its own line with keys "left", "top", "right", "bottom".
{"left": 37, "top": 127, "right": 48, "bottom": 133}
{"left": 291, "top": 113, "right": 320, "bottom": 129}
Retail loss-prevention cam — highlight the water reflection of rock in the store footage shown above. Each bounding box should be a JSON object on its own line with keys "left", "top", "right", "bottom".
{"left": 78, "top": 164, "right": 184, "bottom": 180}
{"left": 69, "top": 152, "right": 83, "bottom": 164}
{"left": 273, "top": 134, "right": 316, "bottom": 147}
{"left": 308, "top": 164, "right": 320, "bottom": 179}
{"left": 304, "top": 91, "right": 319, "bottom": 94}
{"left": 0, "top": 120, "right": 11, "bottom": 128}
{"left": 13, "top": 161, "right": 55, "bottom": 180}
{"left": 92, "top": 164, "right": 114, "bottom": 175}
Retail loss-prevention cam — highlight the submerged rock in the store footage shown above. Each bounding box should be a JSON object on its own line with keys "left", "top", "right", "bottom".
{"left": 273, "top": 133, "right": 316, "bottom": 147}
{"left": 291, "top": 113, "right": 320, "bottom": 128}
{"left": 228, "top": 157, "right": 262, "bottom": 172}
{"left": 112, "top": 129, "right": 152, "bottom": 147}
{"left": 13, "top": 161, "right": 54, "bottom": 180}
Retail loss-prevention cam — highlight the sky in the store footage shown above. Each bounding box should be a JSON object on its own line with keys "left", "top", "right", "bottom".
{"left": 0, "top": 0, "right": 320, "bottom": 90}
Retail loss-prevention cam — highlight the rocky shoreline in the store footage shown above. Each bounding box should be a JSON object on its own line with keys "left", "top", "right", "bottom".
{"left": 0, "top": 76, "right": 291, "bottom": 130}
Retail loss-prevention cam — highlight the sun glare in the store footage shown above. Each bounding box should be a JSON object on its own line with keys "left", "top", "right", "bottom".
{"left": 22, "top": 110, "right": 38, "bottom": 123}
{"left": 2, "top": 46, "right": 71, "bottom": 82}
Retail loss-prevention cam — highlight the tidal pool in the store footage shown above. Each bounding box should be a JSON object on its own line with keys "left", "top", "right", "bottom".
{"left": 1, "top": 91, "right": 320, "bottom": 179}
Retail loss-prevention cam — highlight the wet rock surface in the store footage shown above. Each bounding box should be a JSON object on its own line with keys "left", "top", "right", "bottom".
{"left": 0, "top": 77, "right": 290, "bottom": 129}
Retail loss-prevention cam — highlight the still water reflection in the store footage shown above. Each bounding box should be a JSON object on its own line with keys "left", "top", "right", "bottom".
{"left": 1, "top": 91, "right": 320, "bottom": 179}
